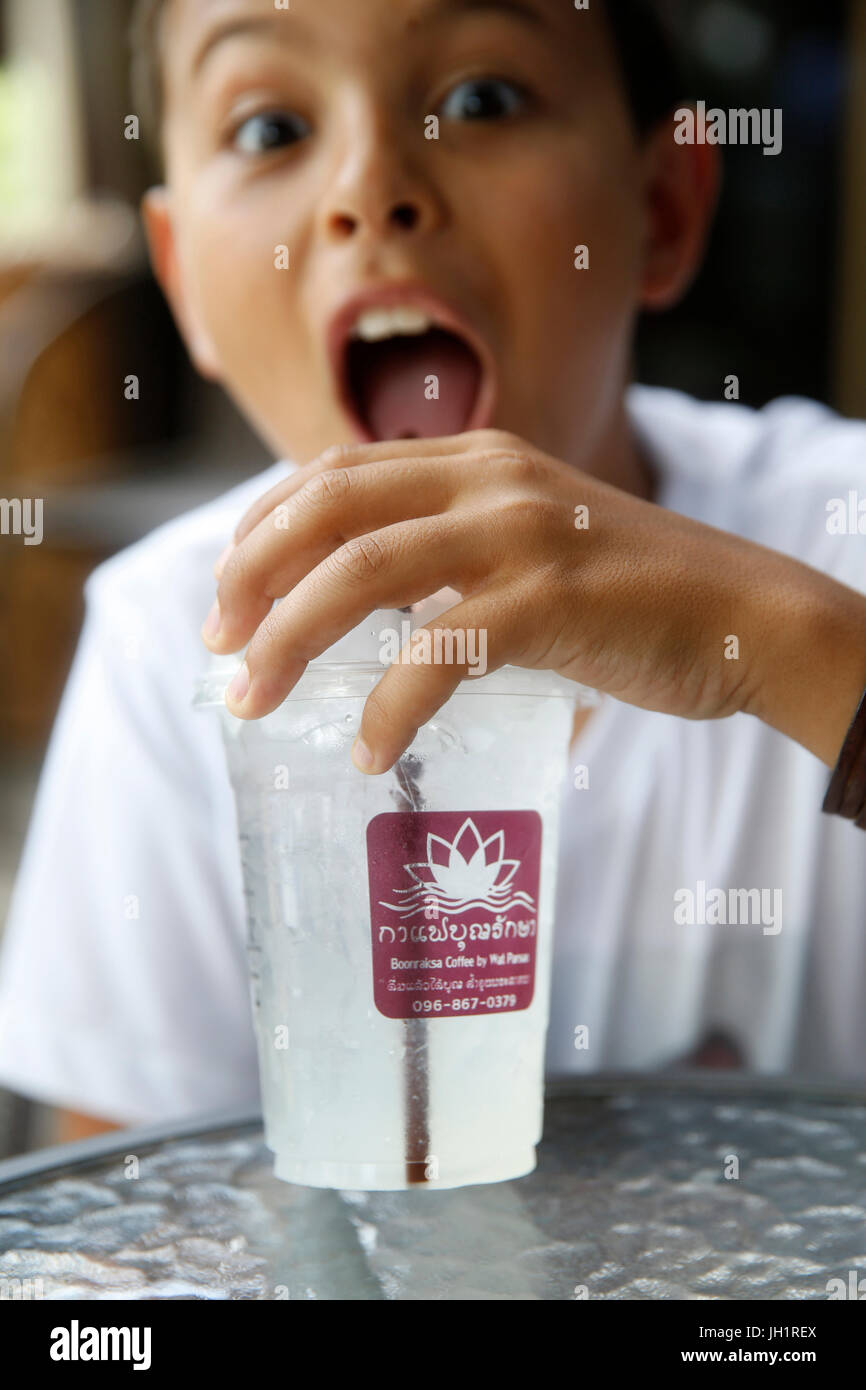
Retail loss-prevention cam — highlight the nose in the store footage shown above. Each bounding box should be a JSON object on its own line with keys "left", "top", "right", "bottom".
{"left": 321, "top": 123, "right": 444, "bottom": 242}
{"left": 327, "top": 199, "right": 426, "bottom": 240}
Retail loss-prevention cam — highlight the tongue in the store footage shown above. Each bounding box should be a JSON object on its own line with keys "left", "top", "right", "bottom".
{"left": 351, "top": 328, "right": 481, "bottom": 440}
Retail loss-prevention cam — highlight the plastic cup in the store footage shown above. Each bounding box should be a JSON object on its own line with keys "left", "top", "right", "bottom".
{"left": 194, "top": 606, "right": 586, "bottom": 1190}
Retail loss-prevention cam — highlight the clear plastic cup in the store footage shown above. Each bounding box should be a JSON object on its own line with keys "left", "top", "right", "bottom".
{"left": 194, "top": 604, "right": 587, "bottom": 1190}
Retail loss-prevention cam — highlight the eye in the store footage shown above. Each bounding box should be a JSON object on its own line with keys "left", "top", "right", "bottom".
{"left": 233, "top": 110, "right": 310, "bottom": 155}
{"left": 440, "top": 77, "right": 527, "bottom": 122}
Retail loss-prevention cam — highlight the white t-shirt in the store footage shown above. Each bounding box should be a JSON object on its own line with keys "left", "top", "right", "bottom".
{"left": 1, "top": 387, "right": 864, "bottom": 1124}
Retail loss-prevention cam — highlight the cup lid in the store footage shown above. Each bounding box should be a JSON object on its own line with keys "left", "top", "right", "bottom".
{"left": 200, "top": 587, "right": 462, "bottom": 676}
{"left": 193, "top": 587, "right": 595, "bottom": 706}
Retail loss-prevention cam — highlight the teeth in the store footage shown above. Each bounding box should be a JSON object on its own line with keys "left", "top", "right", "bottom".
{"left": 352, "top": 306, "right": 434, "bottom": 343}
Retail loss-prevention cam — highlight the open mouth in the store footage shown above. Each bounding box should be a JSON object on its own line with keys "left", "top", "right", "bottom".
{"left": 332, "top": 296, "right": 494, "bottom": 442}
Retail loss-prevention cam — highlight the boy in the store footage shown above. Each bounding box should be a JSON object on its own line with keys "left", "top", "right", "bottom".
{"left": 1, "top": 0, "right": 865, "bottom": 1142}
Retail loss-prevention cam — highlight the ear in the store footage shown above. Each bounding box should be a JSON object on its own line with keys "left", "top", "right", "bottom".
{"left": 141, "top": 186, "right": 222, "bottom": 380}
{"left": 638, "top": 112, "right": 721, "bottom": 312}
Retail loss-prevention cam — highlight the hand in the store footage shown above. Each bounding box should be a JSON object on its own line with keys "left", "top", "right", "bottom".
{"left": 202, "top": 430, "right": 866, "bottom": 772}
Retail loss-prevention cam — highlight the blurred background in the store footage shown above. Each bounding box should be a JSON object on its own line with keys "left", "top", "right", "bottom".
{"left": 0, "top": 0, "right": 863, "bottom": 1155}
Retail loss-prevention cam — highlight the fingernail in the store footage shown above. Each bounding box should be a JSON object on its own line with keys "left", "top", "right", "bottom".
{"left": 214, "top": 543, "right": 234, "bottom": 579}
{"left": 227, "top": 662, "right": 250, "bottom": 706}
{"left": 352, "top": 738, "right": 375, "bottom": 772}
{"left": 202, "top": 601, "right": 221, "bottom": 640}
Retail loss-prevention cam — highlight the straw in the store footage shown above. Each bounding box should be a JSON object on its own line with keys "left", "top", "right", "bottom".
{"left": 390, "top": 750, "right": 431, "bottom": 1186}
{"left": 387, "top": 600, "right": 442, "bottom": 1184}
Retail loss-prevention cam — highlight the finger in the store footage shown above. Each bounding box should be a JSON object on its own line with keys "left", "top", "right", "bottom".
{"left": 224, "top": 514, "right": 490, "bottom": 719}
{"left": 216, "top": 444, "right": 457, "bottom": 582}
{"left": 229, "top": 429, "right": 514, "bottom": 549}
{"left": 205, "top": 455, "right": 478, "bottom": 656}
{"left": 230, "top": 439, "right": 463, "bottom": 550}
{"left": 350, "top": 594, "right": 515, "bottom": 774}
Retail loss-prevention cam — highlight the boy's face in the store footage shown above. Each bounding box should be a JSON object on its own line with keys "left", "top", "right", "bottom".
{"left": 147, "top": 0, "right": 671, "bottom": 466}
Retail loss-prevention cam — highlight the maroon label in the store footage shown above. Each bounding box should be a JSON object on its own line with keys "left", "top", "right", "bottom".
{"left": 366, "top": 811, "right": 542, "bottom": 1021}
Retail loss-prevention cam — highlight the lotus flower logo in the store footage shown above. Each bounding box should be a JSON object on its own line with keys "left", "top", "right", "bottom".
{"left": 379, "top": 816, "right": 535, "bottom": 920}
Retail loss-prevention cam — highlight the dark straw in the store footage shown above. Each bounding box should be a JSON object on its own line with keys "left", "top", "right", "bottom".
{"left": 390, "top": 752, "right": 431, "bottom": 1185}
{"left": 823, "top": 686, "right": 866, "bottom": 827}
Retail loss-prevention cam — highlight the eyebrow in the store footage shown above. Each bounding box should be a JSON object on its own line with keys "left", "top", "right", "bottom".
{"left": 189, "top": 0, "right": 546, "bottom": 81}
{"left": 190, "top": 13, "right": 296, "bottom": 81}
{"left": 409, "top": 0, "right": 546, "bottom": 28}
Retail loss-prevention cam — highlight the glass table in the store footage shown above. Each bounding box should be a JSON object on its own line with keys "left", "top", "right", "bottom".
{"left": 0, "top": 1077, "right": 864, "bottom": 1300}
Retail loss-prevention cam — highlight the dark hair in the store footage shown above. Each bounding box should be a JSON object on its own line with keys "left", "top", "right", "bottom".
{"left": 604, "top": 1, "right": 688, "bottom": 133}
{"left": 129, "top": 0, "right": 687, "bottom": 171}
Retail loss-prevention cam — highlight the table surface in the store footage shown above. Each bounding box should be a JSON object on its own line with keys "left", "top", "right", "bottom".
{"left": 1, "top": 1078, "right": 864, "bottom": 1300}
